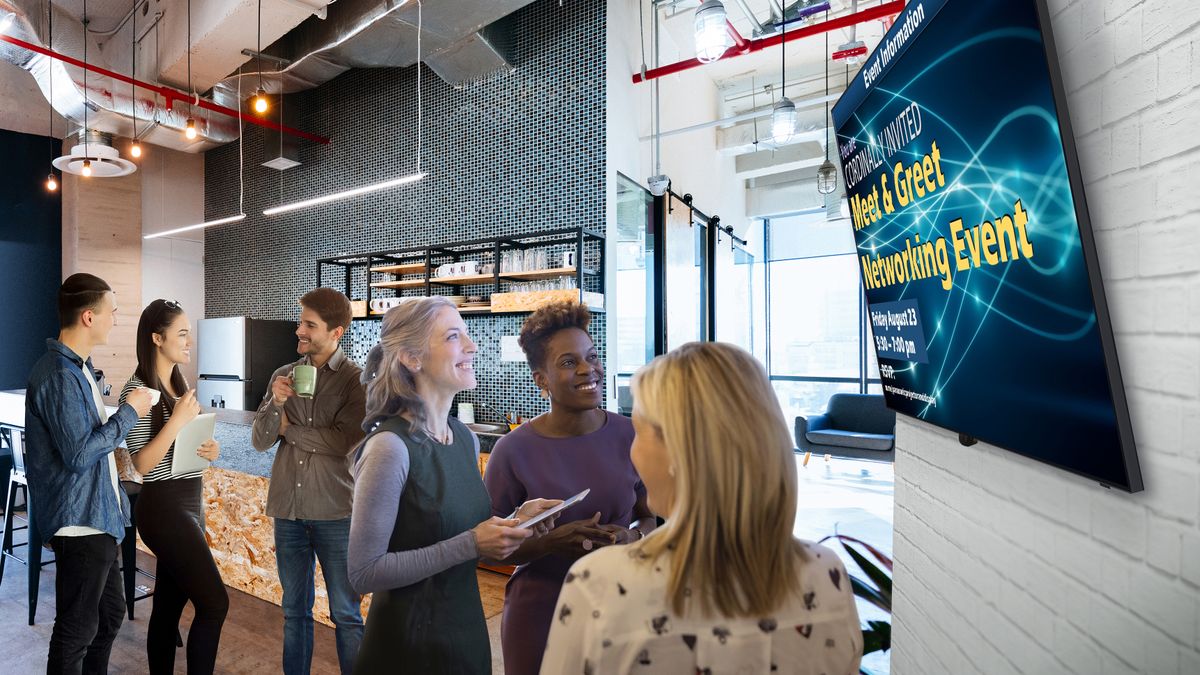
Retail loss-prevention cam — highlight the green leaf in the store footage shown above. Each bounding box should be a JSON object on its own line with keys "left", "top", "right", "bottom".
{"left": 819, "top": 533, "right": 894, "bottom": 572}
{"left": 842, "top": 540, "right": 893, "bottom": 607}
{"left": 861, "top": 621, "right": 891, "bottom": 655}
{"left": 861, "top": 620, "right": 891, "bottom": 654}
{"left": 850, "top": 575, "right": 890, "bottom": 613}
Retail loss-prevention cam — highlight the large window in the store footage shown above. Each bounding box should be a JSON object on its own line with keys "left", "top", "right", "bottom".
{"left": 613, "top": 174, "right": 655, "bottom": 412}
{"left": 765, "top": 211, "right": 880, "bottom": 423}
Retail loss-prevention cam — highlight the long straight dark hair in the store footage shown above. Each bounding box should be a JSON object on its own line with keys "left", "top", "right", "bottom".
{"left": 134, "top": 299, "right": 190, "bottom": 431}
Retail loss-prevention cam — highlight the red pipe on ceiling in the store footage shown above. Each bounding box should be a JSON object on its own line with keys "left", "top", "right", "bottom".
{"left": 0, "top": 33, "right": 331, "bottom": 145}
{"left": 632, "top": 0, "right": 906, "bottom": 84}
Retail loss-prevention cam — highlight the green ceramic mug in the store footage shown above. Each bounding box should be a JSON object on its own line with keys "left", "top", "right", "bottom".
{"left": 292, "top": 364, "right": 317, "bottom": 398}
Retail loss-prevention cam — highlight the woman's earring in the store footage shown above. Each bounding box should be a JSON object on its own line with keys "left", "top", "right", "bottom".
{"left": 540, "top": 389, "right": 550, "bottom": 400}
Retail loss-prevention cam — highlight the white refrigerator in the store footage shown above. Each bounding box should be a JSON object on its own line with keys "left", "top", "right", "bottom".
{"left": 196, "top": 317, "right": 298, "bottom": 410}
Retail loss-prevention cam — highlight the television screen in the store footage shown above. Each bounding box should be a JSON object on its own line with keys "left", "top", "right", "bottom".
{"left": 831, "top": 0, "right": 1142, "bottom": 491}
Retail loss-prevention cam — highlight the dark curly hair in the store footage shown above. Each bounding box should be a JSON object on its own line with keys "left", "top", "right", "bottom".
{"left": 518, "top": 301, "right": 592, "bottom": 370}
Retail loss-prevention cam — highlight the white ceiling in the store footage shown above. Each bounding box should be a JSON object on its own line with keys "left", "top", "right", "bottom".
{"left": 655, "top": 0, "right": 885, "bottom": 115}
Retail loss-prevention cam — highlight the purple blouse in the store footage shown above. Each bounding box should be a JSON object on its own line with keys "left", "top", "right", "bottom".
{"left": 483, "top": 411, "right": 645, "bottom": 675}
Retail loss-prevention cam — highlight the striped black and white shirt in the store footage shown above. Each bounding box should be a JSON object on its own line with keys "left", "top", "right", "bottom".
{"left": 119, "top": 375, "right": 204, "bottom": 482}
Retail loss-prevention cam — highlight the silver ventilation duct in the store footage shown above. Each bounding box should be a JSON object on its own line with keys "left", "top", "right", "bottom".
{"left": 213, "top": 0, "right": 534, "bottom": 107}
{"left": 3, "top": 0, "right": 538, "bottom": 151}
{"left": 0, "top": 0, "right": 235, "bottom": 151}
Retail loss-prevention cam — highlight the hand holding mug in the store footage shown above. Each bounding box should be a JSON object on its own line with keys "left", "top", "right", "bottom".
{"left": 171, "top": 390, "right": 201, "bottom": 427}
{"left": 126, "top": 387, "right": 155, "bottom": 418}
{"left": 271, "top": 375, "right": 296, "bottom": 406}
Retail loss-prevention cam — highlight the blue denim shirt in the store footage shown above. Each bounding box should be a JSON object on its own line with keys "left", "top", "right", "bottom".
{"left": 24, "top": 338, "right": 138, "bottom": 545}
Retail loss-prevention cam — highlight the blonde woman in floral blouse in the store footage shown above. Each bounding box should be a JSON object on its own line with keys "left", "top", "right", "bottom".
{"left": 541, "top": 342, "right": 862, "bottom": 674}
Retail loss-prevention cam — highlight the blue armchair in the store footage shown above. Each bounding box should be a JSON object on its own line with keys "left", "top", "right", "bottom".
{"left": 795, "top": 393, "right": 896, "bottom": 462}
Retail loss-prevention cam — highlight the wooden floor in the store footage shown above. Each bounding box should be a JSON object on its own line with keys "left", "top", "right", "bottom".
{"left": 0, "top": 513, "right": 509, "bottom": 674}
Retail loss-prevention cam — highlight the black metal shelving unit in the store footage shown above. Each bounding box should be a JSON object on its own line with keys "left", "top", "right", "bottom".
{"left": 316, "top": 226, "right": 606, "bottom": 319}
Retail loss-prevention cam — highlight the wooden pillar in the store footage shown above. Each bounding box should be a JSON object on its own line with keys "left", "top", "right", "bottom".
{"left": 62, "top": 167, "right": 142, "bottom": 386}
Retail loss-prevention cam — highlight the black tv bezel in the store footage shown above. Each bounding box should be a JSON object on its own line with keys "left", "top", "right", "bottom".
{"left": 833, "top": 0, "right": 1143, "bottom": 492}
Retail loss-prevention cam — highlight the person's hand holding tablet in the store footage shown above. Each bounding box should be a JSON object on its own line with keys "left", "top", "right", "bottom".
{"left": 514, "top": 488, "right": 590, "bottom": 534}
{"left": 512, "top": 497, "right": 566, "bottom": 536}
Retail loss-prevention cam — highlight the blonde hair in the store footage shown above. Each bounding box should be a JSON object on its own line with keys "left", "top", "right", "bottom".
{"left": 631, "top": 342, "right": 804, "bottom": 618}
{"left": 362, "top": 297, "right": 457, "bottom": 433}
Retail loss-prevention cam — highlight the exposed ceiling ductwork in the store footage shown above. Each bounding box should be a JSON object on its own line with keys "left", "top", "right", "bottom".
{"left": 213, "top": 0, "right": 535, "bottom": 108}
{"left": 3, "top": 0, "right": 539, "bottom": 152}
{"left": 0, "top": 0, "right": 325, "bottom": 151}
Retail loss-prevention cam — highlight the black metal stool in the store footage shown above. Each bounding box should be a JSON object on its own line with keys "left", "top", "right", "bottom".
{"left": 0, "top": 425, "right": 55, "bottom": 625}
{"left": 120, "top": 482, "right": 155, "bottom": 619}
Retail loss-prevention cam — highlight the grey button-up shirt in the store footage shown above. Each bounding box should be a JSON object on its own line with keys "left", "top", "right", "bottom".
{"left": 251, "top": 347, "right": 366, "bottom": 521}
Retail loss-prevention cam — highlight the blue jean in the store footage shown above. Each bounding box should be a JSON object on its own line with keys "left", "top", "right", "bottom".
{"left": 274, "top": 517, "right": 363, "bottom": 675}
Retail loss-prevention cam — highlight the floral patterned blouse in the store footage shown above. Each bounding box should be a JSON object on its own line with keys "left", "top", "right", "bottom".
{"left": 540, "top": 539, "right": 862, "bottom": 675}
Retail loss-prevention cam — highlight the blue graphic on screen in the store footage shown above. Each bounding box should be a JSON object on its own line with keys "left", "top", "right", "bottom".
{"left": 831, "top": 0, "right": 1140, "bottom": 489}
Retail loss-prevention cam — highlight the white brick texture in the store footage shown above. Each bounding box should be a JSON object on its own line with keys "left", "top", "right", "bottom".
{"left": 892, "top": 1, "right": 1200, "bottom": 672}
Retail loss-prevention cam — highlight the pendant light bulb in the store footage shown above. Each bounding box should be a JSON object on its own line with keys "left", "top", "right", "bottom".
{"left": 46, "top": 173, "right": 57, "bottom": 191}
{"left": 694, "top": 1, "right": 731, "bottom": 63}
{"left": 771, "top": 97, "right": 796, "bottom": 144}
{"left": 185, "top": 118, "right": 197, "bottom": 140}
{"left": 253, "top": 89, "right": 269, "bottom": 114}
{"left": 816, "top": 159, "right": 838, "bottom": 195}
{"left": 130, "top": 142, "right": 142, "bottom": 158}
{"left": 81, "top": 159, "right": 92, "bottom": 177}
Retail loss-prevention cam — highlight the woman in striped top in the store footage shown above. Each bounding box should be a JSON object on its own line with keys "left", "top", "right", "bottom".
{"left": 118, "top": 299, "right": 227, "bottom": 674}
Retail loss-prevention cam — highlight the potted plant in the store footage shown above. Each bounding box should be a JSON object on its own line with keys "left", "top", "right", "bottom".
{"left": 819, "top": 534, "right": 892, "bottom": 672}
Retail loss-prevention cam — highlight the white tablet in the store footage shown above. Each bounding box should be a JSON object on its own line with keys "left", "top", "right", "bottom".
{"left": 516, "top": 488, "right": 590, "bottom": 530}
{"left": 172, "top": 413, "right": 216, "bottom": 477}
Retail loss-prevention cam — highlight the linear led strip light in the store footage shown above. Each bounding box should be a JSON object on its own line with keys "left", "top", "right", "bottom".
{"left": 144, "top": 213, "right": 246, "bottom": 239}
{"left": 262, "top": 173, "right": 428, "bottom": 216}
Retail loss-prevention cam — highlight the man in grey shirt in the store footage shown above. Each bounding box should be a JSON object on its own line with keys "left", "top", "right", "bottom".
{"left": 251, "top": 288, "right": 366, "bottom": 675}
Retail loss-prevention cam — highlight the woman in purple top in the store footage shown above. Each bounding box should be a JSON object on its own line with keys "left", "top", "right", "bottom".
{"left": 484, "top": 302, "right": 657, "bottom": 675}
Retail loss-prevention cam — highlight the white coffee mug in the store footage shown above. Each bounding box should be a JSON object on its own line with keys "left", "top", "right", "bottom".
{"left": 562, "top": 250, "right": 576, "bottom": 269}
{"left": 457, "top": 402, "right": 475, "bottom": 424}
{"left": 437, "top": 263, "right": 454, "bottom": 278}
{"left": 461, "top": 260, "right": 479, "bottom": 276}
{"left": 371, "top": 298, "right": 390, "bottom": 313}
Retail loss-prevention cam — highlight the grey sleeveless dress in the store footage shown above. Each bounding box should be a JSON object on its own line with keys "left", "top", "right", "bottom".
{"left": 353, "top": 416, "right": 491, "bottom": 674}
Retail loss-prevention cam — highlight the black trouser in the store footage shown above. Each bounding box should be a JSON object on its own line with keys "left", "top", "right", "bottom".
{"left": 47, "top": 533, "right": 125, "bottom": 675}
{"left": 136, "top": 478, "right": 229, "bottom": 675}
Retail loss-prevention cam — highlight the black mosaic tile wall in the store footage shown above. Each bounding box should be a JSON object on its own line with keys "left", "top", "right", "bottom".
{"left": 204, "top": 0, "right": 605, "bottom": 420}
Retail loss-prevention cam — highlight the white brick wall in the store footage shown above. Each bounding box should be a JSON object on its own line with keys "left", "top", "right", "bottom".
{"left": 892, "top": 1, "right": 1200, "bottom": 672}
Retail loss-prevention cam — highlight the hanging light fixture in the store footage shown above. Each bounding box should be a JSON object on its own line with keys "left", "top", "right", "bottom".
{"left": 252, "top": 0, "right": 269, "bottom": 113}
{"left": 816, "top": 16, "right": 838, "bottom": 195}
{"left": 694, "top": 0, "right": 731, "bottom": 63}
{"left": 80, "top": 2, "right": 95, "bottom": 177}
{"left": 45, "top": 0, "right": 57, "bottom": 191}
{"left": 771, "top": 6, "right": 795, "bottom": 144}
{"left": 129, "top": 0, "right": 142, "bottom": 158}
{"left": 184, "top": 0, "right": 196, "bottom": 140}
{"left": 253, "top": 89, "right": 268, "bottom": 113}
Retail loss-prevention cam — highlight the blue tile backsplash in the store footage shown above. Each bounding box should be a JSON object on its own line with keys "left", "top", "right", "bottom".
{"left": 205, "top": 0, "right": 606, "bottom": 421}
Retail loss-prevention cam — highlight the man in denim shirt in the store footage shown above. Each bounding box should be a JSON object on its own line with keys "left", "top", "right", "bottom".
{"left": 25, "top": 273, "right": 153, "bottom": 674}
